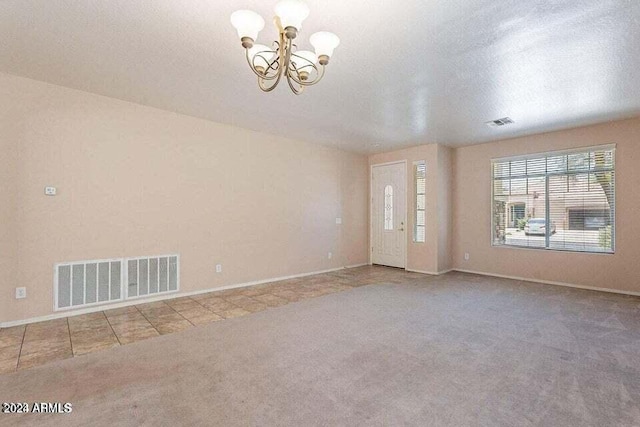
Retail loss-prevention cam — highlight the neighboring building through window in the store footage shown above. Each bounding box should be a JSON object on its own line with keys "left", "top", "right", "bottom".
{"left": 492, "top": 145, "right": 615, "bottom": 253}
{"left": 384, "top": 185, "right": 393, "bottom": 231}
{"left": 414, "top": 161, "right": 426, "bottom": 242}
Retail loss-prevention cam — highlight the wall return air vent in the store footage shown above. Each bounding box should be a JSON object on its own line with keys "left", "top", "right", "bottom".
{"left": 127, "top": 255, "right": 179, "bottom": 299}
{"left": 55, "top": 254, "right": 179, "bottom": 311}
{"left": 55, "top": 259, "right": 123, "bottom": 310}
{"left": 486, "top": 117, "right": 514, "bottom": 127}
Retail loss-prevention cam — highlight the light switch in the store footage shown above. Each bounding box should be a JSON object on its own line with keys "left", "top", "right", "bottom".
{"left": 44, "top": 186, "right": 57, "bottom": 196}
{"left": 335, "top": 218, "right": 342, "bottom": 225}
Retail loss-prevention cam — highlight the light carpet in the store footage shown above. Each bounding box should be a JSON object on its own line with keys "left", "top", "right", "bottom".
{"left": 1, "top": 272, "right": 640, "bottom": 426}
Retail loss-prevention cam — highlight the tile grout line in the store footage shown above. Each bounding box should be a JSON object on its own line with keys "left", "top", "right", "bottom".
{"left": 190, "top": 293, "right": 244, "bottom": 318}
{"left": 102, "top": 311, "right": 123, "bottom": 347}
{"left": 189, "top": 293, "right": 226, "bottom": 311}
{"left": 226, "top": 293, "right": 278, "bottom": 314}
{"left": 190, "top": 296, "right": 214, "bottom": 310}
{"left": 15, "top": 324, "right": 27, "bottom": 372}
{"left": 164, "top": 301, "right": 197, "bottom": 327}
{"left": 66, "top": 317, "right": 75, "bottom": 357}
{"left": 182, "top": 295, "right": 253, "bottom": 321}
{"left": 134, "top": 305, "right": 163, "bottom": 336}
{"left": 221, "top": 293, "right": 267, "bottom": 312}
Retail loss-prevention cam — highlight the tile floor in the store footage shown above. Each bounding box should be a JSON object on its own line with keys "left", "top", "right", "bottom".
{"left": 0, "top": 265, "right": 420, "bottom": 374}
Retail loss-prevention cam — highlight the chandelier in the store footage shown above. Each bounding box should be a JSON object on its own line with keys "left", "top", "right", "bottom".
{"left": 230, "top": 0, "right": 340, "bottom": 95}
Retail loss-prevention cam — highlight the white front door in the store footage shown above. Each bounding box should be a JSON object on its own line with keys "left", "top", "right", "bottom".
{"left": 371, "top": 162, "right": 406, "bottom": 268}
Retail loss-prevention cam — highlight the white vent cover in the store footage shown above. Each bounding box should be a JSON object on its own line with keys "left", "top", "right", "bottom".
{"left": 126, "top": 255, "right": 179, "bottom": 299}
{"left": 486, "top": 117, "right": 514, "bottom": 127}
{"left": 55, "top": 259, "right": 123, "bottom": 310}
{"left": 54, "top": 254, "right": 179, "bottom": 310}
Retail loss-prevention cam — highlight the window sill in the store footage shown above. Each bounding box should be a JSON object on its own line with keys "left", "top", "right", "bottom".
{"left": 491, "top": 243, "right": 614, "bottom": 255}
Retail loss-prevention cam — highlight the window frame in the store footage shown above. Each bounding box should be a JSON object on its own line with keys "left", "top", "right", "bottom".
{"left": 490, "top": 144, "right": 616, "bottom": 254}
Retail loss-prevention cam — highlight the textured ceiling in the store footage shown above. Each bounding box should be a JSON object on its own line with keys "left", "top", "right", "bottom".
{"left": 1, "top": 0, "right": 639, "bottom": 153}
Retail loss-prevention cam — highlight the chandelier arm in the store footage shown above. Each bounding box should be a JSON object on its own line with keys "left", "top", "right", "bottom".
{"left": 245, "top": 48, "right": 281, "bottom": 80}
{"left": 287, "top": 53, "right": 311, "bottom": 83}
{"left": 304, "top": 65, "right": 326, "bottom": 86}
{"left": 285, "top": 61, "right": 302, "bottom": 93}
{"left": 287, "top": 63, "right": 326, "bottom": 87}
{"left": 264, "top": 57, "right": 281, "bottom": 75}
{"left": 282, "top": 34, "right": 292, "bottom": 76}
{"left": 258, "top": 76, "right": 281, "bottom": 92}
{"left": 285, "top": 71, "right": 304, "bottom": 95}
{"left": 258, "top": 32, "right": 288, "bottom": 92}
{"left": 287, "top": 53, "right": 326, "bottom": 86}
{"left": 261, "top": 41, "right": 282, "bottom": 75}
{"left": 279, "top": 34, "right": 305, "bottom": 94}
{"left": 286, "top": 60, "right": 303, "bottom": 80}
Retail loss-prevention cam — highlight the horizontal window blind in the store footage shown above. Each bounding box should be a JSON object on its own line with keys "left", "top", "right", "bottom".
{"left": 414, "top": 161, "right": 426, "bottom": 242}
{"left": 492, "top": 145, "right": 615, "bottom": 253}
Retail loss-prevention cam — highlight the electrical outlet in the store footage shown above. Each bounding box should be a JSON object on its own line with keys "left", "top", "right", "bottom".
{"left": 335, "top": 218, "right": 342, "bottom": 225}
{"left": 464, "top": 253, "right": 470, "bottom": 261}
{"left": 328, "top": 252, "right": 332, "bottom": 259}
{"left": 15, "top": 287, "right": 26, "bottom": 299}
{"left": 44, "top": 186, "right": 57, "bottom": 196}
{"left": 215, "top": 264, "right": 222, "bottom": 273}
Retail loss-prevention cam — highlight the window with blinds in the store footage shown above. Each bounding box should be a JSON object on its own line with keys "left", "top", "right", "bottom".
{"left": 492, "top": 145, "right": 615, "bottom": 253}
{"left": 414, "top": 161, "right": 426, "bottom": 243}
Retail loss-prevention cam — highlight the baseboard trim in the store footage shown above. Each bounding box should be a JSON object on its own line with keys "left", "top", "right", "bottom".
{"left": 452, "top": 268, "right": 640, "bottom": 298}
{"left": 405, "top": 268, "right": 453, "bottom": 276}
{"left": 0, "top": 263, "right": 370, "bottom": 328}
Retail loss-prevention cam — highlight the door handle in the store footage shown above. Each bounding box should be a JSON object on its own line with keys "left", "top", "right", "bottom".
{"left": 398, "top": 221, "right": 404, "bottom": 232}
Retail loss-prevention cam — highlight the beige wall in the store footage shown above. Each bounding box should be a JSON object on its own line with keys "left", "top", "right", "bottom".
{"left": 369, "top": 144, "right": 450, "bottom": 273}
{"left": 437, "top": 145, "right": 453, "bottom": 272}
{"left": 452, "top": 117, "right": 640, "bottom": 293}
{"left": 0, "top": 102, "right": 19, "bottom": 320}
{"left": 0, "top": 73, "right": 369, "bottom": 324}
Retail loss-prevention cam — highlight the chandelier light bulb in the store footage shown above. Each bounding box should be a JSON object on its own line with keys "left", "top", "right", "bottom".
{"left": 310, "top": 31, "right": 340, "bottom": 60}
{"left": 230, "top": 10, "right": 265, "bottom": 44}
{"left": 274, "top": 0, "right": 310, "bottom": 32}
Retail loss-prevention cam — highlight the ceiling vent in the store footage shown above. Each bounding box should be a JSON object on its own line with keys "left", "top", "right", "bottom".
{"left": 486, "top": 117, "right": 514, "bottom": 127}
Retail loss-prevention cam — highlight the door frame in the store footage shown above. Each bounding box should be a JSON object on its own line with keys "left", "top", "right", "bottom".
{"left": 369, "top": 160, "right": 408, "bottom": 268}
